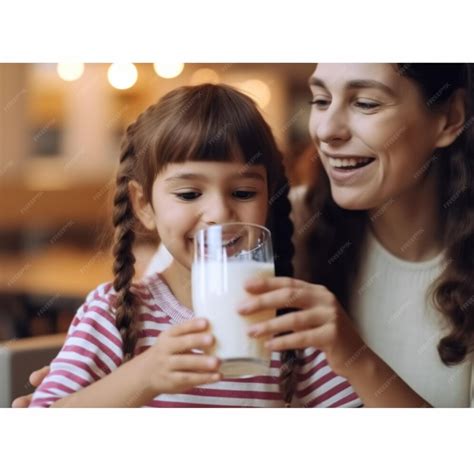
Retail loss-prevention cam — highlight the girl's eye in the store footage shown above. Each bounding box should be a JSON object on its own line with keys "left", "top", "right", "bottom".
{"left": 233, "top": 190, "right": 257, "bottom": 200}
{"left": 354, "top": 100, "right": 380, "bottom": 111}
{"left": 175, "top": 191, "right": 201, "bottom": 201}
{"left": 309, "top": 98, "right": 330, "bottom": 109}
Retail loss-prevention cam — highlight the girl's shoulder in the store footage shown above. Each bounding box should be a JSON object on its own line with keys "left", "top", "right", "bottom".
{"left": 67, "top": 277, "right": 166, "bottom": 340}
{"left": 73, "top": 279, "right": 157, "bottom": 330}
{"left": 82, "top": 279, "right": 155, "bottom": 308}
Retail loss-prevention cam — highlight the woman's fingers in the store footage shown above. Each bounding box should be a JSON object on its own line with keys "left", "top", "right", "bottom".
{"left": 238, "top": 288, "right": 310, "bottom": 314}
{"left": 248, "top": 308, "right": 330, "bottom": 338}
{"left": 11, "top": 394, "right": 33, "bottom": 408}
{"left": 264, "top": 324, "right": 335, "bottom": 352}
{"left": 11, "top": 365, "right": 51, "bottom": 407}
{"left": 169, "top": 354, "right": 220, "bottom": 372}
{"left": 238, "top": 280, "right": 330, "bottom": 315}
{"left": 29, "top": 365, "right": 50, "bottom": 387}
{"left": 244, "top": 276, "right": 308, "bottom": 294}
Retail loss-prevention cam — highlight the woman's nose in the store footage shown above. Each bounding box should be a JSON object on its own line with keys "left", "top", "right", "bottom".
{"left": 312, "top": 104, "right": 351, "bottom": 145}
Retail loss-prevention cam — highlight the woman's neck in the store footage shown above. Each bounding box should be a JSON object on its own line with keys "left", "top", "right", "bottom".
{"left": 161, "top": 260, "right": 193, "bottom": 309}
{"left": 369, "top": 169, "right": 443, "bottom": 262}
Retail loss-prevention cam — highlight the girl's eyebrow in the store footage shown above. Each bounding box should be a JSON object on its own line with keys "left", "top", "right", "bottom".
{"left": 308, "top": 76, "right": 396, "bottom": 97}
{"left": 165, "top": 171, "right": 265, "bottom": 182}
{"left": 234, "top": 171, "right": 265, "bottom": 181}
{"left": 165, "top": 173, "right": 207, "bottom": 182}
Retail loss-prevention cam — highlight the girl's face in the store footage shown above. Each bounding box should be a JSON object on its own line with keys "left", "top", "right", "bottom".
{"left": 135, "top": 160, "right": 269, "bottom": 270}
{"left": 308, "top": 63, "right": 450, "bottom": 210}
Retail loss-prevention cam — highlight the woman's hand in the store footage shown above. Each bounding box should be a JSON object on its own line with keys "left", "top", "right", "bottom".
{"left": 237, "top": 276, "right": 367, "bottom": 378}
{"left": 143, "top": 318, "right": 222, "bottom": 395}
{"left": 11, "top": 366, "right": 50, "bottom": 408}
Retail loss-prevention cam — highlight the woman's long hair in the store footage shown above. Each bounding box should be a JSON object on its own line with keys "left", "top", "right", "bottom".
{"left": 301, "top": 64, "right": 474, "bottom": 366}
{"left": 111, "top": 84, "right": 297, "bottom": 403}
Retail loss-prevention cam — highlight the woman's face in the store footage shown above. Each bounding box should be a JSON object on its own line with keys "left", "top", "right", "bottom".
{"left": 308, "top": 63, "right": 446, "bottom": 210}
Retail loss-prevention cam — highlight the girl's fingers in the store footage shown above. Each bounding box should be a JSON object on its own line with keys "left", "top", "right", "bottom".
{"left": 247, "top": 308, "right": 330, "bottom": 338}
{"left": 170, "top": 332, "right": 215, "bottom": 354}
{"left": 172, "top": 371, "right": 222, "bottom": 387}
{"left": 169, "top": 354, "right": 220, "bottom": 372}
{"left": 167, "top": 318, "right": 209, "bottom": 337}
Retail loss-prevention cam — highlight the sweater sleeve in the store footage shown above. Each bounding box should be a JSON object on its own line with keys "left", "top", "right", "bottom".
{"left": 29, "top": 282, "right": 124, "bottom": 408}
{"left": 294, "top": 348, "right": 362, "bottom": 407}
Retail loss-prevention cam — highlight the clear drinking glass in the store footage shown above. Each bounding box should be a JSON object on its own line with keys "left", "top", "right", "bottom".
{"left": 192, "top": 223, "right": 275, "bottom": 377}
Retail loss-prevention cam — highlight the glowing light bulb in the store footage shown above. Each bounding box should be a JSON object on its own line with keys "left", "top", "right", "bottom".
{"left": 153, "top": 63, "right": 185, "bottom": 79}
{"left": 57, "top": 63, "right": 84, "bottom": 81}
{"left": 190, "top": 68, "right": 220, "bottom": 85}
{"left": 107, "top": 63, "right": 138, "bottom": 90}
{"left": 240, "top": 79, "right": 272, "bottom": 108}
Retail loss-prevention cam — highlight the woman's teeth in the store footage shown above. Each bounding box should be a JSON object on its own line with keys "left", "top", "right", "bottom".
{"left": 329, "top": 157, "right": 374, "bottom": 169}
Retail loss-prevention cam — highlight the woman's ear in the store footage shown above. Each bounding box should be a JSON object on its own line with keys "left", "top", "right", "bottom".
{"left": 435, "top": 89, "right": 466, "bottom": 148}
{"left": 128, "top": 180, "right": 156, "bottom": 231}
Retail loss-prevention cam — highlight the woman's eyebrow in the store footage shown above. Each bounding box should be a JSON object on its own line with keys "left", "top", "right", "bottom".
{"left": 308, "top": 76, "right": 396, "bottom": 97}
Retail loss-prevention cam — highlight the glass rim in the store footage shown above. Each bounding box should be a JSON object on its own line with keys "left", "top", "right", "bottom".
{"left": 194, "top": 222, "right": 271, "bottom": 241}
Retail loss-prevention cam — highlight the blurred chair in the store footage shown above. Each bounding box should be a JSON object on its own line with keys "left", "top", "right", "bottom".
{"left": 0, "top": 333, "right": 65, "bottom": 408}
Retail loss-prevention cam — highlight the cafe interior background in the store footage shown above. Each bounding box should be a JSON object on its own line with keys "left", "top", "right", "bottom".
{"left": 0, "top": 63, "right": 317, "bottom": 406}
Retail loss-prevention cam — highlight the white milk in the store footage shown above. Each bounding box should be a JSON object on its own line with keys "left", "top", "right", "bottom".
{"left": 192, "top": 260, "right": 275, "bottom": 377}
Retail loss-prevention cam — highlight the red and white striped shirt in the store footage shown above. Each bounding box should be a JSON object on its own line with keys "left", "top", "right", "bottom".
{"left": 30, "top": 273, "right": 361, "bottom": 408}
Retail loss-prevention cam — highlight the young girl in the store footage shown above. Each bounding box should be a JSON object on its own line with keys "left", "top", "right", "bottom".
{"left": 238, "top": 64, "right": 474, "bottom": 407}
{"left": 29, "top": 83, "right": 361, "bottom": 408}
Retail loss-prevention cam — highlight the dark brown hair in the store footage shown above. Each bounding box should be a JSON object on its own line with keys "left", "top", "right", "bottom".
{"left": 111, "top": 83, "right": 296, "bottom": 403}
{"left": 301, "top": 64, "right": 474, "bottom": 367}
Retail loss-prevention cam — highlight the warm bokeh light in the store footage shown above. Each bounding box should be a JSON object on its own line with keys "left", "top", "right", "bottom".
{"left": 153, "top": 63, "right": 185, "bottom": 79}
{"left": 107, "top": 63, "right": 138, "bottom": 90}
{"left": 190, "top": 68, "right": 220, "bottom": 85}
{"left": 240, "top": 79, "right": 272, "bottom": 108}
{"left": 56, "top": 63, "right": 84, "bottom": 81}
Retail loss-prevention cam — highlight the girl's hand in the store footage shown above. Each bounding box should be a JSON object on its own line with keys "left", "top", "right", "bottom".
{"left": 237, "top": 277, "right": 367, "bottom": 378}
{"left": 143, "top": 318, "right": 222, "bottom": 395}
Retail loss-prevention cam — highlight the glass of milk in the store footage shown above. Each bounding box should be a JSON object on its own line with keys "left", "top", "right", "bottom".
{"left": 192, "top": 223, "right": 275, "bottom": 378}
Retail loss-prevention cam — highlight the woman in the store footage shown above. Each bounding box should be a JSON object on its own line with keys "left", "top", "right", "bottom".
{"left": 14, "top": 64, "right": 474, "bottom": 407}
{"left": 238, "top": 63, "right": 473, "bottom": 407}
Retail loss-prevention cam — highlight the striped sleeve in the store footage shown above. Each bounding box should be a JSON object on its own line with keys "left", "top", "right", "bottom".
{"left": 29, "top": 282, "right": 124, "bottom": 408}
{"left": 294, "top": 348, "right": 362, "bottom": 408}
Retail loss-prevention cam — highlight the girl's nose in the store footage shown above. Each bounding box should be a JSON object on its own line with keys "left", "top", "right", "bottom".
{"left": 312, "top": 105, "right": 351, "bottom": 145}
{"left": 203, "top": 197, "right": 234, "bottom": 225}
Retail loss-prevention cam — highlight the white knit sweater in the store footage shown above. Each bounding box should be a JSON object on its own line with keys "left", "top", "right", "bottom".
{"left": 350, "top": 230, "right": 473, "bottom": 407}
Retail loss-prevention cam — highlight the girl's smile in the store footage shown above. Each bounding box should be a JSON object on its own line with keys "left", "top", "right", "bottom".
{"left": 131, "top": 160, "right": 269, "bottom": 271}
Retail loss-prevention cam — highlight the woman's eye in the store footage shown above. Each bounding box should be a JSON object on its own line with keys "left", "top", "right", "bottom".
{"left": 309, "top": 98, "right": 330, "bottom": 108}
{"left": 233, "top": 190, "right": 257, "bottom": 200}
{"left": 175, "top": 191, "right": 201, "bottom": 201}
{"left": 354, "top": 100, "right": 380, "bottom": 111}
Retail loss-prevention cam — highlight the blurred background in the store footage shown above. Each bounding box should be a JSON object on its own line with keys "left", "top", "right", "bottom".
{"left": 0, "top": 63, "right": 316, "bottom": 403}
